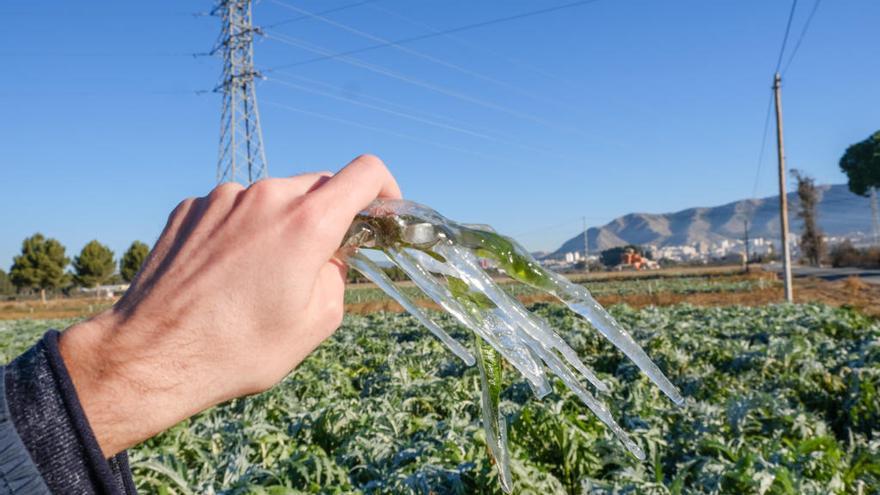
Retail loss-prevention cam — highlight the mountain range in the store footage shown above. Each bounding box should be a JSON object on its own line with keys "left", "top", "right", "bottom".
{"left": 548, "top": 184, "right": 874, "bottom": 258}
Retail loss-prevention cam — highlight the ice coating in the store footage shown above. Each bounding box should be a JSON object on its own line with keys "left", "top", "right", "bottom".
{"left": 385, "top": 248, "right": 550, "bottom": 396}
{"left": 342, "top": 198, "right": 682, "bottom": 490}
{"left": 348, "top": 252, "right": 475, "bottom": 366}
{"left": 427, "top": 241, "right": 642, "bottom": 459}
{"left": 355, "top": 199, "right": 683, "bottom": 406}
{"left": 474, "top": 335, "right": 513, "bottom": 492}
{"left": 429, "top": 242, "right": 609, "bottom": 393}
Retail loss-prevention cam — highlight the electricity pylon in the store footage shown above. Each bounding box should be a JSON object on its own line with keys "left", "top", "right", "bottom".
{"left": 213, "top": 0, "right": 268, "bottom": 185}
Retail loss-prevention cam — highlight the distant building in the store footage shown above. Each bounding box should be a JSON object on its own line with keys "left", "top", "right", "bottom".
{"left": 78, "top": 283, "right": 130, "bottom": 299}
{"left": 564, "top": 251, "right": 584, "bottom": 263}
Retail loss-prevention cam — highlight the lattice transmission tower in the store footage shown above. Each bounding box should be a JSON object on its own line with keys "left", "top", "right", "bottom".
{"left": 213, "top": 0, "right": 268, "bottom": 185}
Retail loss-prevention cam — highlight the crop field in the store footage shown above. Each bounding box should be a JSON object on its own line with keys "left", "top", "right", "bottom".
{"left": 343, "top": 275, "right": 777, "bottom": 304}
{"left": 1, "top": 302, "right": 878, "bottom": 494}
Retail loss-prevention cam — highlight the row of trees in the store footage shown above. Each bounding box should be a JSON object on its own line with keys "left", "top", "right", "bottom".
{"left": 4, "top": 235, "right": 150, "bottom": 301}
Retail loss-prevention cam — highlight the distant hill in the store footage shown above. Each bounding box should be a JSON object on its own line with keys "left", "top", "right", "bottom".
{"left": 548, "top": 184, "right": 873, "bottom": 258}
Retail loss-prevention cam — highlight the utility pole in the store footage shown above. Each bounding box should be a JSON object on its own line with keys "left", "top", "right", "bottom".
{"left": 214, "top": 0, "right": 269, "bottom": 185}
{"left": 582, "top": 216, "right": 589, "bottom": 272}
{"left": 773, "top": 72, "right": 794, "bottom": 302}
{"left": 743, "top": 219, "right": 750, "bottom": 270}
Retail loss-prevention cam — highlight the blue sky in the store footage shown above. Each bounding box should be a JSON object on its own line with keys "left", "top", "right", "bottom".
{"left": 1, "top": 0, "right": 878, "bottom": 268}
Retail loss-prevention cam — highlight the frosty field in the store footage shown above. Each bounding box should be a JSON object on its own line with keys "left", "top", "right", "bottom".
{"left": 1, "top": 303, "right": 878, "bottom": 494}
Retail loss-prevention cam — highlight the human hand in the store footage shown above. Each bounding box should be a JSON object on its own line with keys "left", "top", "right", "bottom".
{"left": 59, "top": 155, "right": 401, "bottom": 457}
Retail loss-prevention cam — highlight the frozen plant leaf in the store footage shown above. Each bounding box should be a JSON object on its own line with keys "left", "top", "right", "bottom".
{"left": 474, "top": 334, "right": 513, "bottom": 493}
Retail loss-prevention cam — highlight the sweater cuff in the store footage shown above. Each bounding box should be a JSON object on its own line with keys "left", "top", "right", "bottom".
{"left": 0, "top": 366, "right": 50, "bottom": 494}
{"left": 4, "top": 330, "right": 137, "bottom": 494}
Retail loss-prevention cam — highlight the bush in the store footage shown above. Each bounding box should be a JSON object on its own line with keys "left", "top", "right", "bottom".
{"left": 830, "top": 241, "right": 880, "bottom": 268}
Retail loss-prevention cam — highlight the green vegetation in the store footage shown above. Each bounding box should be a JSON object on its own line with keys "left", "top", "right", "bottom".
{"left": 345, "top": 275, "right": 777, "bottom": 304}
{"left": 4, "top": 235, "right": 153, "bottom": 295}
{"left": 0, "top": 269, "right": 13, "bottom": 296}
{"left": 9, "top": 233, "right": 70, "bottom": 301}
{"left": 839, "top": 130, "right": 880, "bottom": 197}
{"left": 120, "top": 241, "right": 150, "bottom": 282}
{"left": 1, "top": 303, "right": 877, "bottom": 493}
{"left": 73, "top": 240, "right": 116, "bottom": 288}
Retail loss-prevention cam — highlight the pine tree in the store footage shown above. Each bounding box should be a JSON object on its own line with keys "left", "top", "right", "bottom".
{"left": 10, "top": 233, "right": 71, "bottom": 302}
{"left": 839, "top": 130, "right": 880, "bottom": 245}
{"left": 0, "top": 269, "right": 13, "bottom": 296}
{"left": 120, "top": 241, "right": 150, "bottom": 282}
{"left": 73, "top": 240, "right": 116, "bottom": 288}
{"left": 839, "top": 130, "right": 880, "bottom": 196}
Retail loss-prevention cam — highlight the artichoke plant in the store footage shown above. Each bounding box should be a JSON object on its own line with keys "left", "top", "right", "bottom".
{"left": 342, "top": 199, "right": 683, "bottom": 493}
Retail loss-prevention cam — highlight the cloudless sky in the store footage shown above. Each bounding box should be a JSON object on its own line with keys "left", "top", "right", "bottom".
{"left": 1, "top": 0, "right": 879, "bottom": 268}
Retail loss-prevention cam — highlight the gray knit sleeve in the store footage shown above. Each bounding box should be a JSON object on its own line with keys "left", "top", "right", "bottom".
{"left": 3, "top": 331, "right": 137, "bottom": 494}
{"left": 0, "top": 366, "right": 50, "bottom": 494}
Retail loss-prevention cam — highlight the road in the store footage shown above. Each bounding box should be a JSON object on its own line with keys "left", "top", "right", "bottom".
{"left": 763, "top": 262, "right": 880, "bottom": 285}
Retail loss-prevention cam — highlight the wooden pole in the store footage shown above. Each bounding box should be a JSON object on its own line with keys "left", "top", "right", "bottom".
{"left": 773, "top": 72, "right": 794, "bottom": 302}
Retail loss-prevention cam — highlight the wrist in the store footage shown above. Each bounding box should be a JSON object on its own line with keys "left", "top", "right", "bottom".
{"left": 58, "top": 311, "right": 212, "bottom": 457}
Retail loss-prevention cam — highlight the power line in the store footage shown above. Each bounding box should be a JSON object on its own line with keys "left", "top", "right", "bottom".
{"left": 264, "top": 0, "right": 602, "bottom": 72}
{"left": 0, "top": 89, "right": 205, "bottom": 97}
{"left": 782, "top": 0, "right": 822, "bottom": 75}
{"left": 774, "top": 0, "right": 800, "bottom": 73}
{"left": 749, "top": 0, "right": 801, "bottom": 204}
{"left": 264, "top": 74, "right": 560, "bottom": 156}
{"left": 262, "top": 31, "right": 592, "bottom": 138}
{"left": 0, "top": 52, "right": 196, "bottom": 58}
{"left": 367, "top": 2, "right": 584, "bottom": 92}
{"left": 262, "top": 99, "right": 494, "bottom": 159}
{"left": 0, "top": 10, "right": 204, "bottom": 17}
{"left": 267, "top": 0, "right": 563, "bottom": 108}
{"left": 750, "top": 90, "right": 775, "bottom": 199}
{"left": 265, "top": 76, "right": 501, "bottom": 141}
{"left": 267, "top": 72, "right": 506, "bottom": 137}
{"left": 263, "top": 0, "right": 376, "bottom": 29}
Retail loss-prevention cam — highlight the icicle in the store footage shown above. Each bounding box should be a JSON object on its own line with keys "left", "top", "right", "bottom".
{"left": 430, "top": 243, "right": 608, "bottom": 393}
{"left": 385, "top": 248, "right": 551, "bottom": 395}
{"left": 429, "top": 242, "right": 644, "bottom": 459}
{"left": 474, "top": 335, "right": 513, "bottom": 493}
{"left": 348, "top": 252, "right": 475, "bottom": 366}
{"left": 538, "top": 270, "right": 684, "bottom": 406}
{"left": 447, "top": 221, "right": 684, "bottom": 406}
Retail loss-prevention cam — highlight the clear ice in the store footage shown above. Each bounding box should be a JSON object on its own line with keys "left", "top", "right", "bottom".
{"left": 340, "top": 199, "right": 683, "bottom": 493}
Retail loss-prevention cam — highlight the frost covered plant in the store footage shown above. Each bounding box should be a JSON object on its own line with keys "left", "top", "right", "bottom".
{"left": 341, "top": 199, "right": 683, "bottom": 493}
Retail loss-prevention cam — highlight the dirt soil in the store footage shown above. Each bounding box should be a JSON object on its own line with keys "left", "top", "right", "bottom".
{"left": 346, "top": 275, "right": 880, "bottom": 318}
{"left": 2, "top": 272, "right": 877, "bottom": 321}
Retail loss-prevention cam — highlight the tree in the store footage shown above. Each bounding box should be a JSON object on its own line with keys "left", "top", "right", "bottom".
{"left": 0, "top": 269, "right": 13, "bottom": 296}
{"left": 120, "top": 241, "right": 150, "bottom": 282}
{"left": 10, "top": 233, "right": 71, "bottom": 302}
{"left": 840, "top": 130, "right": 880, "bottom": 245}
{"left": 839, "top": 130, "right": 880, "bottom": 196}
{"left": 791, "top": 170, "right": 824, "bottom": 266}
{"left": 73, "top": 240, "right": 116, "bottom": 288}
